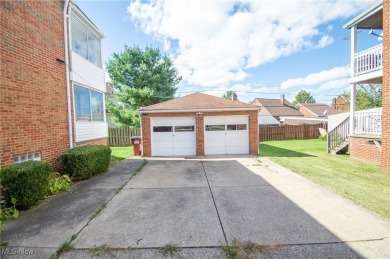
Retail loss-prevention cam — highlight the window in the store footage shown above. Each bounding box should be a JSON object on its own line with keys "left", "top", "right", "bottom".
{"left": 174, "top": 126, "right": 194, "bottom": 132}
{"left": 71, "top": 13, "right": 102, "bottom": 67}
{"left": 205, "top": 125, "right": 225, "bottom": 131}
{"left": 153, "top": 126, "right": 173, "bottom": 132}
{"left": 227, "top": 124, "right": 247, "bottom": 131}
{"left": 74, "top": 85, "right": 104, "bottom": 122}
{"left": 13, "top": 152, "right": 41, "bottom": 164}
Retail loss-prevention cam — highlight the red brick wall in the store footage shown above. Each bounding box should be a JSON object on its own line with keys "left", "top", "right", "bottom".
{"left": 141, "top": 111, "right": 258, "bottom": 156}
{"left": 0, "top": 0, "right": 70, "bottom": 168}
{"left": 350, "top": 136, "right": 381, "bottom": 165}
{"left": 382, "top": 0, "right": 390, "bottom": 172}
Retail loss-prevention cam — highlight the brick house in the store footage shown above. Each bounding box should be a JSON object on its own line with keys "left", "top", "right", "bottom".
{"left": 332, "top": 95, "right": 349, "bottom": 112}
{"left": 0, "top": 0, "right": 107, "bottom": 168}
{"left": 297, "top": 103, "right": 340, "bottom": 117}
{"left": 329, "top": 1, "right": 388, "bottom": 168}
{"left": 251, "top": 95, "right": 303, "bottom": 122}
{"left": 139, "top": 93, "right": 259, "bottom": 156}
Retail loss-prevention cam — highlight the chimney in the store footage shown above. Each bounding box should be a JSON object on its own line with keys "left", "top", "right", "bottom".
{"left": 231, "top": 92, "right": 238, "bottom": 101}
{"left": 332, "top": 98, "right": 336, "bottom": 107}
{"left": 280, "top": 94, "right": 284, "bottom": 105}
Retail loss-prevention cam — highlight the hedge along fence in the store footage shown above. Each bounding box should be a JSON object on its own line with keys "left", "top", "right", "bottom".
{"left": 0, "top": 161, "right": 51, "bottom": 210}
{"left": 60, "top": 145, "right": 111, "bottom": 180}
{"left": 108, "top": 127, "right": 140, "bottom": 146}
{"left": 259, "top": 124, "right": 324, "bottom": 141}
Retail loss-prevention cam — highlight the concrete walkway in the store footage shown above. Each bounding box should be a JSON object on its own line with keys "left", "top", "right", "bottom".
{"left": 2, "top": 157, "right": 390, "bottom": 258}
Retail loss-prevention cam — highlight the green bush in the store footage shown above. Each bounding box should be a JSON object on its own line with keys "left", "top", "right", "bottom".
{"left": 48, "top": 173, "right": 72, "bottom": 195}
{"left": 0, "top": 161, "right": 51, "bottom": 210}
{"left": 60, "top": 145, "right": 111, "bottom": 180}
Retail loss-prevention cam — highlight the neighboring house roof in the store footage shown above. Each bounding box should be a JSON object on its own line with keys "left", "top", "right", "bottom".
{"left": 258, "top": 115, "right": 280, "bottom": 125}
{"left": 139, "top": 92, "right": 259, "bottom": 113}
{"left": 298, "top": 103, "right": 340, "bottom": 117}
{"left": 252, "top": 98, "right": 303, "bottom": 117}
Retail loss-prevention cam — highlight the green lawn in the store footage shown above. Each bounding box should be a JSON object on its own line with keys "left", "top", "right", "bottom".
{"left": 110, "top": 146, "right": 134, "bottom": 165}
{"left": 260, "top": 139, "right": 390, "bottom": 219}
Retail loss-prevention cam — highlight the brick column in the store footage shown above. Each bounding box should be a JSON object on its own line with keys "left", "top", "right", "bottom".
{"left": 196, "top": 115, "right": 204, "bottom": 156}
{"left": 381, "top": 1, "right": 390, "bottom": 172}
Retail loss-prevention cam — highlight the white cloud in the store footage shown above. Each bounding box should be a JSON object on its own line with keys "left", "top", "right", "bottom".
{"left": 128, "top": 0, "right": 373, "bottom": 87}
{"left": 280, "top": 66, "right": 350, "bottom": 90}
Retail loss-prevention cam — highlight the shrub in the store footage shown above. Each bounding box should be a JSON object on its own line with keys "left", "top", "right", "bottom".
{"left": 0, "top": 161, "right": 51, "bottom": 210}
{"left": 60, "top": 145, "right": 111, "bottom": 180}
{"left": 0, "top": 198, "right": 19, "bottom": 232}
{"left": 48, "top": 173, "right": 72, "bottom": 195}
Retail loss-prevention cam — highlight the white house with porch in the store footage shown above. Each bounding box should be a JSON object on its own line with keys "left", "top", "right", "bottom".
{"left": 328, "top": 1, "right": 383, "bottom": 164}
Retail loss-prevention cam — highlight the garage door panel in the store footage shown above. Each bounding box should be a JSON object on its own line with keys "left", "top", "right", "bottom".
{"left": 151, "top": 117, "right": 196, "bottom": 156}
{"left": 204, "top": 116, "right": 249, "bottom": 155}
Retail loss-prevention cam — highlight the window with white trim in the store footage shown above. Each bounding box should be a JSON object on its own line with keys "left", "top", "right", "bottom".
{"left": 74, "top": 85, "right": 104, "bottom": 122}
{"left": 71, "top": 13, "right": 102, "bottom": 67}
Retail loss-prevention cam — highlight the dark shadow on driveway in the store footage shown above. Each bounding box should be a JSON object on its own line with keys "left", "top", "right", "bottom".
{"left": 259, "top": 144, "right": 316, "bottom": 157}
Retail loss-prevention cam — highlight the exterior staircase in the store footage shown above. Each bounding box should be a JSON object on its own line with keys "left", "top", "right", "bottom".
{"left": 327, "top": 116, "right": 350, "bottom": 154}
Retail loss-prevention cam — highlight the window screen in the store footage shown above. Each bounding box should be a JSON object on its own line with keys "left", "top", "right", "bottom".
{"left": 71, "top": 13, "right": 102, "bottom": 67}
{"left": 74, "top": 85, "right": 104, "bottom": 122}
{"left": 74, "top": 85, "right": 91, "bottom": 121}
{"left": 91, "top": 90, "right": 104, "bottom": 122}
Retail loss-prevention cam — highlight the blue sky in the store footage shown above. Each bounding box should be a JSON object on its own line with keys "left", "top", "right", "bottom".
{"left": 76, "top": 0, "right": 382, "bottom": 104}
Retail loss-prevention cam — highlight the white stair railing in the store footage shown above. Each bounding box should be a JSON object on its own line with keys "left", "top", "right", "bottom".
{"left": 355, "top": 44, "right": 383, "bottom": 76}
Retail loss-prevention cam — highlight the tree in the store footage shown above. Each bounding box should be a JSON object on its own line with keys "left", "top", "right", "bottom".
{"left": 222, "top": 91, "right": 235, "bottom": 100}
{"left": 106, "top": 46, "right": 182, "bottom": 128}
{"left": 342, "top": 84, "right": 382, "bottom": 111}
{"left": 293, "top": 89, "right": 316, "bottom": 105}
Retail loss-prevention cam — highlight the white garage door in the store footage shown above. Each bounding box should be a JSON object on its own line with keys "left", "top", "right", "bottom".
{"left": 204, "top": 116, "right": 249, "bottom": 155}
{"left": 151, "top": 117, "right": 196, "bottom": 156}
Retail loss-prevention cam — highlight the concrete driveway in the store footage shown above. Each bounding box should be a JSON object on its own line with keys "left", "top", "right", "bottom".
{"left": 72, "top": 157, "right": 390, "bottom": 258}
{"left": 2, "top": 157, "right": 390, "bottom": 258}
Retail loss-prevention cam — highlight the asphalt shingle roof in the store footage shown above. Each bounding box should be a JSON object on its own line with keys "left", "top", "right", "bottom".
{"left": 253, "top": 98, "right": 303, "bottom": 116}
{"left": 299, "top": 103, "right": 340, "bottom": 116}
{"left": 139, "top": 92, "right": 258, "bottom": 112}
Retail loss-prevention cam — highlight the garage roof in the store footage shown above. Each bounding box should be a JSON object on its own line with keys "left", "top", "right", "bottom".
{"left": 139, "top": 92, "right": 258, "bottom": 113}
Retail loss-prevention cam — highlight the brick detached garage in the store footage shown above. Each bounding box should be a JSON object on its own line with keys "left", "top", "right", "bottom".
{"left": 139, "top": 93, "right": 259, "bottom": 156}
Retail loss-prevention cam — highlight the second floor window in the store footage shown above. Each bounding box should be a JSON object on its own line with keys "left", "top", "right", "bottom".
{"left": 74, "top": 85, "right": 104, "bottom": 122}
{"left": 71, "top": 13, "right": 102, "bottom": 68}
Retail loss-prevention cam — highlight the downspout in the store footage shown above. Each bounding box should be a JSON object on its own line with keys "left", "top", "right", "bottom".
{"left": 64, "top": 0, "right": 73, "bottom": 149}
{"left": 138, "top": 110, "right": 143, "bottom": 156}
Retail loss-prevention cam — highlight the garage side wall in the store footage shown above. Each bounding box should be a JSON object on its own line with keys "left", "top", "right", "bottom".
{"left": 141, "top": 110, "right": 258, "bottom": 156}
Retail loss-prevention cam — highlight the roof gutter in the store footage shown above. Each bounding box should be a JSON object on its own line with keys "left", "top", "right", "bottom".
{"left": 64, "top": 0, "right": 73, "bottom": 149}
{"left": 139, "top": 107, "right": 259, "bottom": 114}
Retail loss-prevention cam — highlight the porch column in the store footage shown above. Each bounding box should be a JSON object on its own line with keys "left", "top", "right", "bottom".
{"left": 350, "top": 83, "right": 356, "bottom": 135}
{"left": 349, "top": 25, "right": 357, "bottom": 135}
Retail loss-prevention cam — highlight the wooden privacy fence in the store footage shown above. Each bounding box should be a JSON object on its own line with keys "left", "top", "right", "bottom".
{"left": 259, "top": 124, "right": 324, "bottom": 141}
{"left": 108, "top": 128, "right": 140, "bottom": 146}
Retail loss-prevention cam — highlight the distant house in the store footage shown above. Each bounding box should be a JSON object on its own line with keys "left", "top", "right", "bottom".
{"left": 105, "top": 83, "right": 118, "bottom": 128}
{"left": 251, "top": 95, "right": 303, "bottom": 121}
{"left": 332, "top": 95, "right": 348, "bottom": 112}
{"left": 297, "top": 103, "right": 340, "bottom": 117}
{"left": 258, "top": 115, "right": 280, "bottom": 126}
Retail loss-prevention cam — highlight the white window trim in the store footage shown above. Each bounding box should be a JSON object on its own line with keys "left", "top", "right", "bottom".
{"left": 73, "top": 83, "right": 105, "bottom": 123}
{"left": 69, "top": 11, "right": 103, "bottom": 68}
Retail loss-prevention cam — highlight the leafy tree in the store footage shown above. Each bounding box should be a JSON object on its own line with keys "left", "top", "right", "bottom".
{"left": 293, "top": 89, "right": 316, "bottom": 105}
{"left": 106, "top": 45, "right": 182, "bottom": 128}
{"left": 342, "top": 84, "right": 382, "bottom": 111}
{"left": 222, "top": 91, "right": 235, "bottom": 100}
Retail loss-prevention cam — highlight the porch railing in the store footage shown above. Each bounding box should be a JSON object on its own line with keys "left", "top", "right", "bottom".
{"left": 354, "top": 108, "right": 382, "bottom": 135}
{"left": 355, "top": 43, "right": 383, "bottom": 76}
{"left": 327, "top": 116, "right": 350, "bottom": 153}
